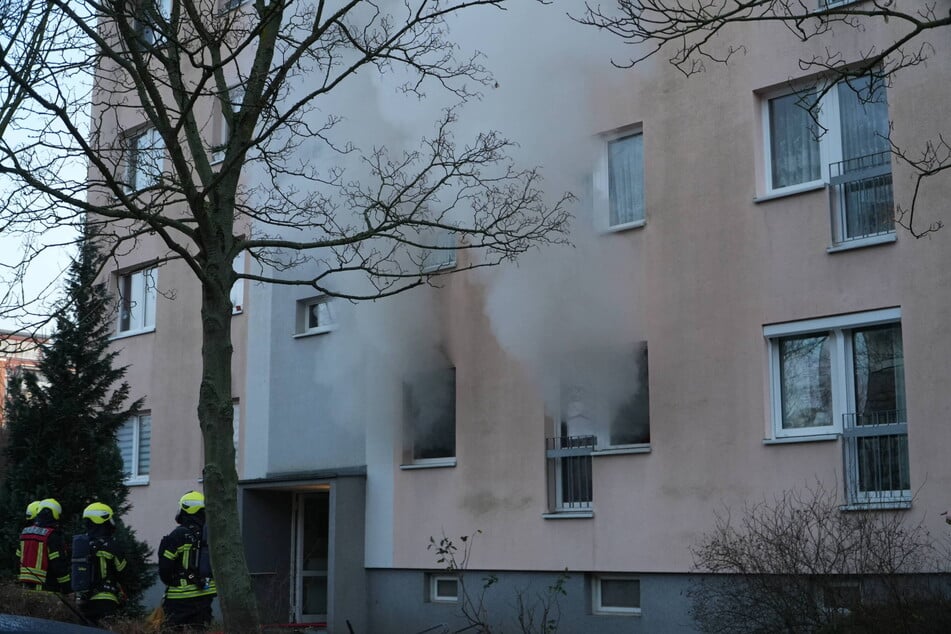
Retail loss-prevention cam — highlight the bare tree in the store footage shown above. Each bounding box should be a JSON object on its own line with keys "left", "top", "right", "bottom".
{"left": 0, "top": 0, "right": 572, "bottom": 629}
{"left": 573, "top": 0, "right": 951, "bottom": 237}
{"left": 689, "top": 481, "right": 951, "bottom": 633}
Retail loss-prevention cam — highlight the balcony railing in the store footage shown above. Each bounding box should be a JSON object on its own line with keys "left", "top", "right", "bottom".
{"left": 546, "top": 435, "right": 595, "bottom": 511}
{"left": 829, "top": 151, "right": 894, "bottom": 244}
{"left": 842, "top": 410, "right": 910, "bottom": 506}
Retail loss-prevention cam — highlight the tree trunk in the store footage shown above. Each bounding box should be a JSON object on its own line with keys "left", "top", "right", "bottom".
{"left": 198, "top": 265, "right": 261, "bottom": 632}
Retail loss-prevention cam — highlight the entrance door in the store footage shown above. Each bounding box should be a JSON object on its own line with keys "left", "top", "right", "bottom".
{"left": 294, "top": 491, "right": 330, "bottom": 622}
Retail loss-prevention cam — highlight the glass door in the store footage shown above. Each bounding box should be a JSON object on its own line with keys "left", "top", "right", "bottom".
{"left": 294, "top": 491, "right": 330, "bottom": 622}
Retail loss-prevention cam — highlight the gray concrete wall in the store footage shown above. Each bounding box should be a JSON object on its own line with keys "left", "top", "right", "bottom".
{"left": 366, "top": 569, "right": 701, "bottom": 634}
{"left": 331, "top": 477, "right": 368, "bottom": 634}
{"left": 242, "top": 488, "right": 295, "bottom": 623}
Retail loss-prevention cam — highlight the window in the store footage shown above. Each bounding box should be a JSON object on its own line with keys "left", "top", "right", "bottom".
{"left": 232, "top": 400, "right": 241, "bottom": 469}
{"left": 124, "top": 127, "right": 164, "bottom": 192}
{"left": 764, "top": 309, "right": 910, "bottom": 506}
{"left": 403, "top": 367, "right": 456, "bottom": 465}
{"left": 118, "top": 413, "right": 151, "bottom": 485}
{"left": 546, "top": 430, "right": 594, "bottom": 512}
{"left": 429, "top": 575, "right": 459, "bottom": 603}
{"left": 557, "top": 344, "right": 650, "bottom": 450}
{"left": 134, "top": 0, "right": 172, "bottom": 48}
{"left": 609, "top": 343, "right": 650, "bottom": 447}
{"left": 763, "top": 75, "right": 893, "bottom": 245}
{"left": 593, "top": 576, "right": 641, "bottom": 615}
{"left": 230, "top": 253, "right": 245, "bottom": 313}
{"left": 117, "top": 267, "right": 157, "bottom": 334}
{"left": 819, "top": 579, "right": 861, "bottom": 614}
{"left": 213, "top": 85, "right": 244, "bottom": 164}
{"left": 421, "top": 228, "right": 457, "bottom": 272}
{"left": 295, "top": 296, "right": 336, "bottom": 336}
{"left": 595, "top": 127, "right": 645, "bottom": 231}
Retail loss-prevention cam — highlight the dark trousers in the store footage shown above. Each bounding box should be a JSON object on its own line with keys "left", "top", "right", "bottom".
{"left": 163, "top": 595, "right": 214, "bottom": 630}
{"left": 78, "top": 598, "right": 118, "bottom": 625}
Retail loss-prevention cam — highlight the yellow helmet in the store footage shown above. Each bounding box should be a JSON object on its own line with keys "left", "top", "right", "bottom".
{"left": 179, "top": 490, "right": 205, "bottom": 515}
{"left": 83, "top": 502, "right": 115, "bottom": 525}
{"left": 38, "top": 498, "right": 62, "bottom": 520}
{"left": 25, "top": 501, "right": 41, "bottom": 520}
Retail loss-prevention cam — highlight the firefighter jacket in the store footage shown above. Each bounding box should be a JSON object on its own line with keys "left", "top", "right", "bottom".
{"left": 83, "top": 526, "right": 128, "bottom": 604}
{"left": 159, "top": 518, "right": 216, "bottom": 601}
{"left": 17, "top": 519, "right": 70, "bottom": 592}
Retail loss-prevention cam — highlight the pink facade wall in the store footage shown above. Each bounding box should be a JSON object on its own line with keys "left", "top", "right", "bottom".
{"left": 386, "top": 14, "right": 951, "bottom": 573}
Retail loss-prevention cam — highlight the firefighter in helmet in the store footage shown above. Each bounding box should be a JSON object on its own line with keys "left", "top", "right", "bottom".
{"left": 159, "top": 490, "right": 216, "bottom": 629}
{"left": 17, "top": 497, "right": 70, "bottom": 592}
{"left": 76, "top": 502, "right": 128, "bottom": 624}
{"left": 24, "top": 500, "right": 40, "bottom": 525}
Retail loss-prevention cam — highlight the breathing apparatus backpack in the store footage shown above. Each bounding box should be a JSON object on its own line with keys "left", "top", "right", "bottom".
{"left": 196, "top": 523, "right": 213, "bottom": 578}
{"left": 70, "top": 533, "right": 96, "bottom": 594}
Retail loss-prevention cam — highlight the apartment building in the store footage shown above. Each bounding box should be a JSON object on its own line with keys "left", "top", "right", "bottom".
{"left": 0, "top": 332, "right": 45, "bottom": 429}
{"left": 96, "top": 1, "right": 951, "bottom": 632}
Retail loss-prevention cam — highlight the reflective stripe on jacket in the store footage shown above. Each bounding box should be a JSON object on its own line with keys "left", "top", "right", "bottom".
{"left": 159, "top": 524, "right": 216, "bottom": 600}
{"left": 17, "top": 526, "right": 52, "bottom": 586}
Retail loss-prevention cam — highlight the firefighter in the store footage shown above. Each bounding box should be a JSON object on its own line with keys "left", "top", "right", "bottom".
{"left": 159, "top": 490, "right": 216, "bottom": 629}
{"left": 75, "top": 502, "right": 128, "bottom": 624}
{"left": 17, "top": 497, "right": 70, "bottom": 592}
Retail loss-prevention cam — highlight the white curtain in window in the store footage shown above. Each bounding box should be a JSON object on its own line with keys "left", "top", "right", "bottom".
{"left": 769, "top": 92, "right": 821, "bottom": 188}
{"left": 137, "top": 415, "right": 151, "bottom": 475}
{"left": 117, "top": 420, "right": 135, "bottom": 476}
{"left": 837, "top": 76, "right": 890, "bottom": 161}
{"left": 608, "top": 134, "right": 644, "bottom": 226}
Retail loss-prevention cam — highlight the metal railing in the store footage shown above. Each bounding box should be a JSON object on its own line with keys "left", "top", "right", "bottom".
{"left": 829, "top": 151, "right": 894, "bottom": 244}
{"left": 546, "top": 435, "right": 595, "bottom": 511}
{"left": 842, "top": 410, "right": 910, "bottom": 505}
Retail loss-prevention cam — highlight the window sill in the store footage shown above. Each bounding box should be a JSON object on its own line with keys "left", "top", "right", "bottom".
{"left": 110, "top": 326, "right": 156, "bottom": 341}
{"left": 840, "top": 499, "right": 912, "bottom": 512}
{"left": 593, "top": 445, "right": 651, "bottom": 456}
{"left": 753, "top": 181, "right": 826, "bottom": 203}
{"left": 543, "top": 510, "right": 594, "bottom": 519}
{"left": 422, "top": 261, "right": 457, "bottom": 274}
{"left": 603, "top": 219, "right": 645, "bottom": 234}
{"left": 594, "top": 609, "right": 642, "bottom": 617}
{"left": 293, "top": 326, "right": 337, "bottom": 339}
{"left": 124, "top": 477, "right": 150, "bottom": 487}
{"left": 400, "top": 458, "right": 456, "bottom": 470}
{"left": 219, "top": 0, "right": 249, "bottom": 13}
{"left": 813, "top": 0, "right": 862, "bottom": 14}
{"left": 763, "top": 433, "right": 839, "bottom": 445}
{"left": 827, "top": 233, "right": 896, "bottom": 253}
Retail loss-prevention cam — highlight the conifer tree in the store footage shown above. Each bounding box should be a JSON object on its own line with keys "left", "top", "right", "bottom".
{"left": 0, "top": 234, "right": 154, "bottom": 614}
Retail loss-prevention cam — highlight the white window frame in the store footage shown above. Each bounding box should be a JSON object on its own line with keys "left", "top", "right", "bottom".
{"left": 594, "top": 125, "right": 646, "bottom": 233}
{"left": 764, "top": 308, "right": 901, "bottom": 440}
{"left": 119, "top": 413, "right": 151, "bottom": 486}
{"left": 230, "top": 253, "right": 245, "bottom": 314}
{"left": 593, "top": 575, "right": 641, "bottom": 616}
{"left": 221, "top": 0, "right": 248, "bottom": 12}
{"left": 124, "top": 127, "right": 165, "bottom": 192}
{"left": 430, "top": 575, "right": 459, "bottom": 603}
{"left": 761, "top": 82, "right": 835, "bottom": 198}
{"left": 135, "top": 0, "right": 172, "bottom": 48}
{"left": 116, "top": 266, "right": 158, "bottom": 336}
{"left": 294, "top": 296, "right": 337, "bottom": 337}
{"left": 421, "top": 228, "right": 457, "bottom": 273}
{"left": 761, "top": 76, "right": 890, "bottom": 195}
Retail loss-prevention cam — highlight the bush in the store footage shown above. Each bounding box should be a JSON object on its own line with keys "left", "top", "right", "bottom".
{"left": 688, "top": 481, "right": 951, "bottom": 633}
